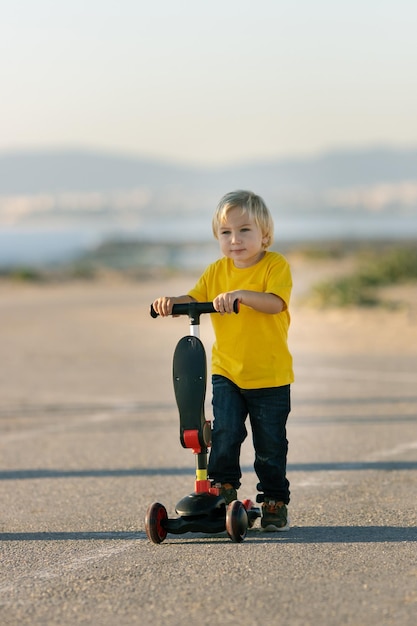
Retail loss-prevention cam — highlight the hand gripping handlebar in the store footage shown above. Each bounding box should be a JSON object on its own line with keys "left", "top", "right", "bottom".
{"left": 150, "top": 300, "right": 240, "bottom": 324}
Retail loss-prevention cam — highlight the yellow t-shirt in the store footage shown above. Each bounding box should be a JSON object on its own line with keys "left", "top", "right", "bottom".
{"left": 188, "top": 251, "right": 294, "bottom": 389}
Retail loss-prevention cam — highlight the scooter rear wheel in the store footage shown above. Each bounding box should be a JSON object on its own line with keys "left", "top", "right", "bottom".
{"left": 145, "top": 502, "right": 168, "bottom": 544}
{"left": 226, "top": 500, "right": 248, "bottom": 543}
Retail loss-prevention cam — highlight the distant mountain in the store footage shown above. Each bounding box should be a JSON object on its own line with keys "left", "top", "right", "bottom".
{"left": 0, "top": 150, "right": 196, "bottom": 194}
{"left": 1, "top": 146, "right": 417, "bottom": 195}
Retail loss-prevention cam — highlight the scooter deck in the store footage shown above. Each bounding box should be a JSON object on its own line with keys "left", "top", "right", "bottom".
{"left": 163, "top": 496, "right": 261, "bottom": 536}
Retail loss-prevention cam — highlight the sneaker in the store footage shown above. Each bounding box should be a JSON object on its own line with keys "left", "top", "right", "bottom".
{"left": 261, "top": 499, "right": 289, "bottom": 531}
{"left": 219, "top": 483, "right": 237, "bottom": 504}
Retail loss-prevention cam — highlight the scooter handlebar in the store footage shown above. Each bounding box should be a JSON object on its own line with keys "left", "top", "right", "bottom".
{"left": 150, "top": 299, "right": 240, "bottom": 318}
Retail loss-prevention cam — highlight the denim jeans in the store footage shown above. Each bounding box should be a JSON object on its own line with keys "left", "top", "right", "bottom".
{"left": 208, "top": 375, "right": 291, "bottom": 504}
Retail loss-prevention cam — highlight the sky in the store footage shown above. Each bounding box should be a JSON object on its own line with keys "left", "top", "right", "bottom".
{"left": 1, "top": 0, "right": 417, "bottom": 166}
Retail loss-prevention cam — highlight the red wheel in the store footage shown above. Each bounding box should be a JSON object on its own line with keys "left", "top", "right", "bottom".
{"left": 226, "top": 500, "right": 248, "bottom": 543}
{"left": 145, "top": 502, "right": 168, "bottom": 544}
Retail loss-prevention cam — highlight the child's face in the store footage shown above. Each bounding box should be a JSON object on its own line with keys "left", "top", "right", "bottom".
{"left": 217, "top": 207, "right": 268, "bottom": 268}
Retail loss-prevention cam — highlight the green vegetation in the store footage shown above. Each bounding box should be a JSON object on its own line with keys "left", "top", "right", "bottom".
{"left": 310, "top": 245, "right": 417, "bottom": 307}
{"left": 0, "top": 267, "right": 44, "bottom": 282}
{"left": 288, "top": 242, "right": 348, "bottom": 260}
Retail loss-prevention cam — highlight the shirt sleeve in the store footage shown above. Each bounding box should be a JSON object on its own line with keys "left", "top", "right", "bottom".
{"left": 187, "top": 267, "right": 210, "bottom": 301}
{"left": 266, "top": 255, "right": 292, "bottom": 309}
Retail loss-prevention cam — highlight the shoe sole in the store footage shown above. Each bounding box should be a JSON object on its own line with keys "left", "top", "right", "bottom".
{"left": 261, "top": 522, "right": 290, "bottom": 532}
{"left": 261, "top": 516, "right": 290, "bottom": 532}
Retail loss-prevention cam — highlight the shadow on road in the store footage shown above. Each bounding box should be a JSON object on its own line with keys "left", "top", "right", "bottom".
{"left": 1, "top": 461, "right": 417, "bottom": 481}
{"left": 0, "top": 526, "right": 415, "bottom": 543}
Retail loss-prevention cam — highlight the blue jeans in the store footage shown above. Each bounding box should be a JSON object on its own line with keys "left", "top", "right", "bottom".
{"left": 208, "top": 375, "right": 291, "bottom": 504}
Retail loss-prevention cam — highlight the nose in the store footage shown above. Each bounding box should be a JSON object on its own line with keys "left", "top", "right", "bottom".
{"left": 231, "top": 230, "right": 241, "bottom": 244}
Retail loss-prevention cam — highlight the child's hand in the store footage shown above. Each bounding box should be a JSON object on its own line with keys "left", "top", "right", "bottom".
{"left": 152, "top": 295, "right": 194, "bottom": 317}
{"left": 213, "top": 291, "right": 242, "bottom": 315}
{"left": 152, "top": 296, "right": 176, "bottom": 317}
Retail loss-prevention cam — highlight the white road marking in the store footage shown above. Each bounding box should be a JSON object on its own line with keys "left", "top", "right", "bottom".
{"left": 369, "top": 440, "right": 417, "bottom": 459}
{"left": 0, "top": 538, "right": 145, "bottom": 602}
{"left": 0, "top": 411, "right": 119, "bottom": 443}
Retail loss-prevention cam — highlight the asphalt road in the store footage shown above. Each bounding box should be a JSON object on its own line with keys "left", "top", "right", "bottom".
{"left": 1, "top": 280, "right": 416, "bottom": 625}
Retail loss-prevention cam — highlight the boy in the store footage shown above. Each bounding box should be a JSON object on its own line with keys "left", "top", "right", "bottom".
{"left": 152, "top": 190, "right": 293, "bottom": 530}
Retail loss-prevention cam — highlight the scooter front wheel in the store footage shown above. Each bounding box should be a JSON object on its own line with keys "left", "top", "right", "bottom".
{"left": 226, "top": 500, "right": 248, "bottom": 543}
{"left": 145, "top": 502, "right": 168, "bottom": 544}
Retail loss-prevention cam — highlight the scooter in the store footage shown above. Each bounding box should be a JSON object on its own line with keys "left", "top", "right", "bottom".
{"left": 145, "top": 300, "right": 261, "bottom": 543}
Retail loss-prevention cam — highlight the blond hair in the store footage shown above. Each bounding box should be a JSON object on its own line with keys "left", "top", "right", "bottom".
{"left": 212, "top": 190, "right": 274, "bottom": 249}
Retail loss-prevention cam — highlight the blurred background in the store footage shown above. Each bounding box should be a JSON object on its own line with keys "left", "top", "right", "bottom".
{"left": 1, "top": 0, "right": 416, "bottom": 273}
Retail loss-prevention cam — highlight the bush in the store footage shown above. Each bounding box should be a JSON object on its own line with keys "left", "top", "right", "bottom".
{"left": 0, "top": 267, "right": 44, "bottom": 282}
{"left": 311, "top": 245, "right": 417, "bottom": 307}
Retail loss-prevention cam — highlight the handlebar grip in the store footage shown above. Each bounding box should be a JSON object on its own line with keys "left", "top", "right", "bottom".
{"left": 150, "top": 299, "right": 240, "bottom": 317}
